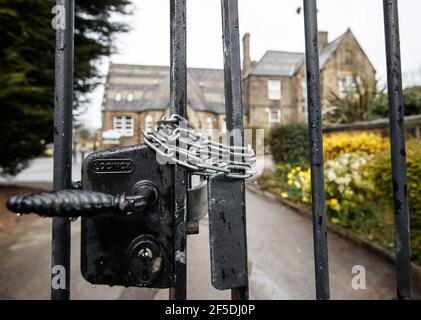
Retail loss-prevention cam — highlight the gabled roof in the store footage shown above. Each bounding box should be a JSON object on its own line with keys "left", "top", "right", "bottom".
{"left": 103, "top": 64, "right": 225, "bottom": 114}
{"left": 248, "top": 51, "right": 304, "bottom": 77}
{"left": 247, "top": 29, "right": 364, "bottom": 77}
{"left": 319, "top": 28, "right": 376, "bottom": 72}
{"left": 319, "top": 32, "right": 346, "bottom": 68}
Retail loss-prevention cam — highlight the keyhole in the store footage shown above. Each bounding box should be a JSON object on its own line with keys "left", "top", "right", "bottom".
{"left": 138, "top": 247, "right": 154, "bottom": 282}
{"left": 127, "top": 235, "right": 163, "bottom": 286}
{"left": 138, "top": 248, "right": 153, "bottom": 258}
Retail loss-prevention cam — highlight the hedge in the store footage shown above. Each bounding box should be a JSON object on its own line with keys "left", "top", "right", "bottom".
{"left": 367, "top": 139, "right": 421, "bottom": 264}
{"left": 268, "top": 123, "right": 309, "bottom": 165}
{"left": 323, "top": 131, "right": 388, "bottom": 160}
{"left": 269, "top": 127, "right": 388, "bottom": 164}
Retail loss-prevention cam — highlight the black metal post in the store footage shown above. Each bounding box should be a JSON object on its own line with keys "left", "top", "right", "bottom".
{"left": 220, "top": 0, "right": 249, "bottom": 300}
{"left": 383, "top": 0, "right": 412, "bottom": 300}
{"left": 51, "top": 0, "right": 75, "bottom": 300}
{"left": 303, "top": 0, "right": 330, "bottom": 300}
{"left": 169, "top": 0, "right": 188, "bottom": 300}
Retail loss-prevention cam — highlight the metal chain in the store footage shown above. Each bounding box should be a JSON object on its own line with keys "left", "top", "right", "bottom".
{"left": 142, "top": 114, "right": 256, "bottom": 179}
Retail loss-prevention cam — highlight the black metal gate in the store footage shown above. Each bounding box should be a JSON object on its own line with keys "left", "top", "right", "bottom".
{"left": 6, "top": 0, "right": 412, "bottom": 300}
{"left": 303, "top": 0, "right": 412, "bottom": 300}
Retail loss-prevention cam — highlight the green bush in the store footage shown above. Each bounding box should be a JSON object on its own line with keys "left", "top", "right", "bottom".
{"left": 369, "top": 139, "right": 421, "bottom": 264}
{"left": 268, "top": 123, "right": 309, "bottom": 164}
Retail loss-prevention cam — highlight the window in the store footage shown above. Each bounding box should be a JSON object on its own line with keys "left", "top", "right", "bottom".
{"left": 144, "top": 115, "right": 153, "bottom": 129}
{"left": 127, "top": 92, "right": 134, "bottom": 102}
{"left": 115, "top": 92, "right": 122, "bottom": 102}
{"left": 268, "top": 80, "right": 281, "bottom": 100}
{"left": 266, "top": 108, "right": 281, "bottom": 125}
{"left": 113, "top": 116, "right": 134, "bottom": 137}
{"left": 338, "top": 75, "right": 355, "bottom": 96}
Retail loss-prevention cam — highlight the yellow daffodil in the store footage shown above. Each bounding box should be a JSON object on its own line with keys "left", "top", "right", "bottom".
{"left": 329, "top": 198, "right": 339, "bottom": 206}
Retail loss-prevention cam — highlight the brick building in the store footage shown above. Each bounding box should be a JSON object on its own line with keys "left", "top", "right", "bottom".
{"left": 101, "top": 29, "right": 375, "bottom": 146}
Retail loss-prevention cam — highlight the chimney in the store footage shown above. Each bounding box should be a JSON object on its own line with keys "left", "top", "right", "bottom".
{"left": 242, "top": 33, "right": 251, "bottom": 74}
{"left": 318, "top": 31, "right": 329, "bottom": 51}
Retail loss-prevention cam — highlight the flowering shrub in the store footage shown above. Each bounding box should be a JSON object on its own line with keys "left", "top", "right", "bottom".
{"left": 262, "top": 130, "right": 421, "bottom": 265}
{"left": 283, "top": 165, "right": 311, "bottom": 203}
{"left": 323, "top": 131, "right": 387, "bottom": 160}
{"left": 281, "top": 153, "right": 374, "bottom": 228}
{"left": 270, "top": 129, "right": 387, "bottom": 166}
{"left": 323, "top": 153, "right": 374, "bottom": 228}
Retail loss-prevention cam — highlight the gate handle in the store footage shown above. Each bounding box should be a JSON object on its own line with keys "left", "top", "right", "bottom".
{"left": 7, "top": 188, "right": 158, "bottom": 218}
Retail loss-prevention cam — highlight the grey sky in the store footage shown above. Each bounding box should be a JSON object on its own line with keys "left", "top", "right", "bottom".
{"left": 80, "top": 0, "right": 421, "bottom": 129}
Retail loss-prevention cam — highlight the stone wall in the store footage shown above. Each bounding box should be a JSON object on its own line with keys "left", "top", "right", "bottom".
{"left": 244, "top": 75, "right": 299, "bottom": 128}
{"left": 320, "top": 31, "right": 376, "bottom": 107}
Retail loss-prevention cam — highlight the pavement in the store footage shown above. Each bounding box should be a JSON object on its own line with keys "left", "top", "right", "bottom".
{"left": 0, "top": 157, "right": 419, "bottom": 299}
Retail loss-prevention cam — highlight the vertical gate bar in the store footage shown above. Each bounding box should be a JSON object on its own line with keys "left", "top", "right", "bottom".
{"left": 169, "top": 0, "right": 188, "bottom": 300}
{"left": 383, "top": 0, "right": 412, "bottom": 300}
{"left": 52, "top": 0, "right": 75, "bottom": 300}
{"left": 220, "top": 0, "right": 249, "bottom": 300}
{"left": 302, "top": 0, "right": 330, "bottom": 300}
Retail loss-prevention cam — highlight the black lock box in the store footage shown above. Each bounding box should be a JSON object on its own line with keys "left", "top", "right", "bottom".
{"left": 81, "top": 144, "right": 174, "bottom": 288}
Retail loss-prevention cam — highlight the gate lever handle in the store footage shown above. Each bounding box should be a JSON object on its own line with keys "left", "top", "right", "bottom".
{"left": 7, "top": 189, "right": 157, "bottom": 218}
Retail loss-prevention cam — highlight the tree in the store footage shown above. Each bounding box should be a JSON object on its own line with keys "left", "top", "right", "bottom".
{"left": 326, "top": 76, "right": 421, "bottom": 124}
{"left": 0, "top": 0, "right": 131, "bottom": 176}
{"left": 324, "top": 77, "right": 384, "bottom": 124}
{"left": 74, "top": 125, "right": 94, "bottom": 141}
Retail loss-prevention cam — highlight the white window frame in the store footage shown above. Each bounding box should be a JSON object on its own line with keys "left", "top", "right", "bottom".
{"left": 127, "top": 92, "right": 134, "bottom": 102}
{"left": 113, "top": 116, "right": 134, "bottom": 137}
{"left": 266, "top": 108, "right": 281, "bottom": 125}
{"left": 338, "top": 75, "right": 355, "bottom": 96}
{"left": 115, "top": 92, "right": 122, "bottom": 102}
{"left": 268, "top": 80, "right": 282, "bottom": 100}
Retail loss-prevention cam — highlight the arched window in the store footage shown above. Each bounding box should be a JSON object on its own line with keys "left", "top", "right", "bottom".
{"left": 144, "top": 114, "right": 153, "bottom": 129}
